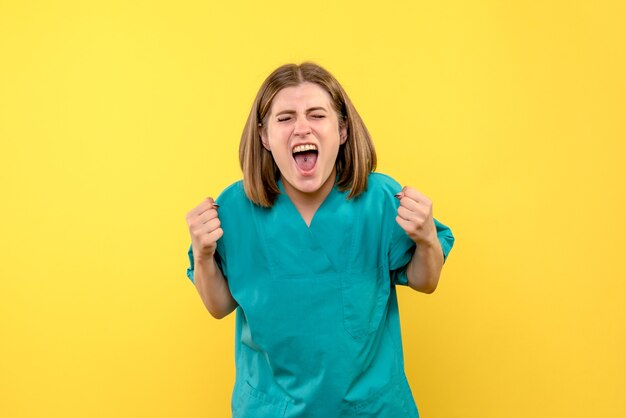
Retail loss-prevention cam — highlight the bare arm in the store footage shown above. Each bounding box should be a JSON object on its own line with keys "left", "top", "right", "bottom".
{"left": 193, "top": 253, "right": 238, "bottom": 319}
{"left": 186, "top": 197, "right": 238, "bottom": 319}
{"left": 395, "top": 186, "right": 446, "bottom": 294}
{"left": 405, "top": 233, "right": 444, "bottom": 293}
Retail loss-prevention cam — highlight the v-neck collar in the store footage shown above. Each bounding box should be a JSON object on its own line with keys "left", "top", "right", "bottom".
{"left": 255, "top": 178, "right": 355, "bottom": 276}
{"left": 276, "top": 178, "right": 341, "bottom": 230}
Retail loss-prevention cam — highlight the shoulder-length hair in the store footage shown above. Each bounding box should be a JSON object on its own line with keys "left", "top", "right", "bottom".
{"left": 239, "top": 62, "right": 377, "bottom": 207}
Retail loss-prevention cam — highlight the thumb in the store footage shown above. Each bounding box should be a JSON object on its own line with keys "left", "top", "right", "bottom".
{"left": 206, "top": 196, "right": 220, "bottom": 209}
{"left": 395, "top": 186, "right": 406, "bottom": 200}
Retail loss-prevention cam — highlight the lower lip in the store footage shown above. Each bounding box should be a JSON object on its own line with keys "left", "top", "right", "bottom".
{"left": 293, "top": 155, "right": 318, "bottom": 177}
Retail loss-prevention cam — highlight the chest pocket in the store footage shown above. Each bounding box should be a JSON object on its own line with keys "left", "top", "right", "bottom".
{"left": 340, "top": 266, "right": 390, "bottom": 340}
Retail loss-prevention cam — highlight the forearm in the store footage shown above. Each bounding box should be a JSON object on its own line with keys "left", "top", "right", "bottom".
{"left": 193, "top": 255, "right": 238, "bottom": 319}
{"left": 406, "top": 235, "right": 444, "bottom": 294}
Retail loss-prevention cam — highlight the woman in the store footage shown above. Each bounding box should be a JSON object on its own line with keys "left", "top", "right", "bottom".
{"left": 185, "top": 62, "right": 454, "bottom": 417}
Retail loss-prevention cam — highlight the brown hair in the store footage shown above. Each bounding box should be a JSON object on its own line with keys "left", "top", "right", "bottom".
{"left": 239, "top": 62, "right": 377, "bottom": 207}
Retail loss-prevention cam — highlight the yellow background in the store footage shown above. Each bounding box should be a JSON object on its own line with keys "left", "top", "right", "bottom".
{"left": 1, "top": 0, "right": 624, "bottom": 417}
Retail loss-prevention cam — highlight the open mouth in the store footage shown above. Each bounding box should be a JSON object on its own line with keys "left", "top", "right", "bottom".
{"left": 292, "top": 144, "right": 318, "bottom": 172}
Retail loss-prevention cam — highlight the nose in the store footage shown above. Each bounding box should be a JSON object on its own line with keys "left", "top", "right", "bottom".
{"left": 293, "top": 115, "right": 311, "bottom": 137}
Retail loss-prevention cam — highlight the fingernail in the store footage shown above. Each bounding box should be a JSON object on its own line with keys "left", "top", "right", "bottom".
{"left": 394, "top": 193, "right": 402, "bottom": 200}
{"left": 212, "top": 204, "right": 220, "bottom": 208}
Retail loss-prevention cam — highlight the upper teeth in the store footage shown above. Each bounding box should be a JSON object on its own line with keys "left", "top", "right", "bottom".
{"left": 293, "top": 144, "right": 317, "bottom": 153}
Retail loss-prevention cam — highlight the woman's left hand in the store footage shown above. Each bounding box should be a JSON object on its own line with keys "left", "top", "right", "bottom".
{"left": 395, "top": 186, "right": 438, "bottom": 246}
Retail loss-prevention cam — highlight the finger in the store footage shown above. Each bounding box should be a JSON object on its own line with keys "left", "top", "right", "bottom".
{"left": 187, "top": 197, "right": 216, "bottom": 218}
{"left": 399, "top": 195, "right": 423, "bottom": 213}
{"left": 401, "top": 186, "right": 430, "bottom": 205}
{"left": 192, "top": 217, "right": 221, "bottom": 236}
{"left": 400, "top": 198, "right": 431, "bottom": 220}
{"left": 196, "top": 208, "right": 219, "bottom": 225}
{"left": 192, "top": 197, "right": 220, "bottom": 216}
{"left": 206, "top": 227, "right": 223, "bottom": 243}
{"left": 399, "top": 205, "right": 428, "bottom": 224}
{"left": 395, "top": 215, "right": 413, "bottom": 233}
{"left": 397, "top": 205, "right": 417, "bottom": 222}
{"left": 197, "top": 228, "right": 223, "bottom": 252}
{"left": 205, "top": 217, "right": 221, "bottom": 232}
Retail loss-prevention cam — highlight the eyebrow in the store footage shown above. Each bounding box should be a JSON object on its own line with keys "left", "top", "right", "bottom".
{"left": 275, "top": 106, "right": 328, "bottom": 116}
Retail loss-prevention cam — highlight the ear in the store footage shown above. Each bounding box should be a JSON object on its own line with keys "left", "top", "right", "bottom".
{"left": 259, "top": 123, "right": 271, "bottom": 151}
{"left": 339, "top": 124, "right": 348, "bottom": 145}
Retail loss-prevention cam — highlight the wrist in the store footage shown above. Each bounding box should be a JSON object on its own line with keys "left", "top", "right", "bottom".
{"left": 194, "top": 251, "right": 216, "bottom": 266}
{"left": 414, "top": 232, "right": 439, "bottom": 249}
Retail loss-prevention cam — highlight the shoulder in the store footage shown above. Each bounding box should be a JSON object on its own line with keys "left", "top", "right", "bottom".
{"left": 215, "top": 180, "right": 246, "bottom": 206}
{"left": 365, "top": 172, "right": 403, "bottom": 197}
{"left": 214, "top": 180, "right": 266, "bottom": 222}
{"left": 350, "top": 172, "right": 403, "bottom": 219}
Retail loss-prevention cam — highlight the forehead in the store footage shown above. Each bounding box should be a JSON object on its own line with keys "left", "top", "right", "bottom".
{"left": 271, "top": 82, "right": 333, "bottom": 112}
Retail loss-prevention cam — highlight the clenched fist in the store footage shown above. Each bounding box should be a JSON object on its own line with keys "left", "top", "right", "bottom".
{"left": 186, "top": 197, "right": 223, "bottom": 261}
{"left": 395, "top": 186, "right": 437, "bottom": 246}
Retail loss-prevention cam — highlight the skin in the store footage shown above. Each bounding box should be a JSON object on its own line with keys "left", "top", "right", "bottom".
{"left": 395, "top": 187, "right": 445, "bottom": 293}
{"left": 186, "top": 82, "right": 444, "bottom": 319}
{"left": 185, "top": 198, "right": 237, "bottom": 319}
{"left": 260, "top": 82, "right": 347, "bottom": 225}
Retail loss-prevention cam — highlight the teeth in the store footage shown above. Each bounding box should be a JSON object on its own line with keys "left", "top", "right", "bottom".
{"left": 292, "top": 144, "right": 318, "bottom": 153}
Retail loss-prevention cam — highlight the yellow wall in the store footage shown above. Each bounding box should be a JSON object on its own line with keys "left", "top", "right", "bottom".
{"left": 1, "top": 1, "right": 624, "bottom": 417}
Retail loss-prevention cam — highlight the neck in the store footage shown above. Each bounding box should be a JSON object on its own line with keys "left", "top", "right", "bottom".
{"left": 281, "top": 170, "right": 336, "bottom": 226}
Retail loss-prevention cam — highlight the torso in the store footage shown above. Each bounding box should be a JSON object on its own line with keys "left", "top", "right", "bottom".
{"left": 214, "top": 173, "right": 420, "bottom": 418}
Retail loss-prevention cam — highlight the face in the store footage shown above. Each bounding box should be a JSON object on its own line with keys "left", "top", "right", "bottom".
{"left": 260, "top": 82, "right": 347, "bottom": 200}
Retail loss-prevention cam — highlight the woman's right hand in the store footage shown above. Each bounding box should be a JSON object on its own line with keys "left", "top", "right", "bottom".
{"left": 185, "top": 197, "right": 223, "bottom": 261}
{"left": 185, "top": 197, "right": 235, "bottom": 319}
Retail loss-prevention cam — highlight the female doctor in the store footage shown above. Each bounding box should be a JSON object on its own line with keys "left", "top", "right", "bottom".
{"left": 185, "top": 62, "right": 454, "bottom": 417}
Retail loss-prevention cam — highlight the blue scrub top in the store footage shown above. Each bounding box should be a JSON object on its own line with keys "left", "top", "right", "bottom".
{"left": 187, "top": 172, "right": 454, "bottom": 418}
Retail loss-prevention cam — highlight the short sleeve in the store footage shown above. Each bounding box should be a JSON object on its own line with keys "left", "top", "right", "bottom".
{"left": 186, "top": 245, "right": 195, "bottom": 283}
{"left": 434, "top": 218, "right": 455, "bottom": 263}
{"left": 389, "top": 217, "right": 417, "bottom": 273}
{"left": 184, "top": 181, "right": 240, "bottom": 285}
{"left": 391, "top": 217, "right": 455, "bottom": 286}
{"left": 185, "top": 237, "right": 227, "bottom": 285}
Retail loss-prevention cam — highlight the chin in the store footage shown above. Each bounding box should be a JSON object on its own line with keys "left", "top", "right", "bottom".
{"left": 284, "top": 169, "right": 331, "bottom": 194}
{"left": 292, "top": 177, "right": 325, "bottom": 194}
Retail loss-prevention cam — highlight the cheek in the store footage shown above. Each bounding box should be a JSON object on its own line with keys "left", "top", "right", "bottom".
{"left": 269, "top": 126, "right": 293, "bottom": 144}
